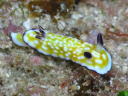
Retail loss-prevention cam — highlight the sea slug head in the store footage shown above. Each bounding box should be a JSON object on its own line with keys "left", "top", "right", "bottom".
{"left": 76, "top": 33, "right": 112, "bottom": 74}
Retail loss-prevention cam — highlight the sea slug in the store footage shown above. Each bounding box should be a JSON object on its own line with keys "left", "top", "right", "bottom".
{"left": 11, "top": 26, "right": 112, "bottom": 74}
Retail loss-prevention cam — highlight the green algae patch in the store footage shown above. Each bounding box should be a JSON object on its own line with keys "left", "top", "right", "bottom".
{"left": 118, "top": 91, "right": 128, "bottom": 96}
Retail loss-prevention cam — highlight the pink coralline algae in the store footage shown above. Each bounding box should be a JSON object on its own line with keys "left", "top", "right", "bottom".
{"left": 3, "top": 21, "right": 24, "bottom": 35}
{"left": 30, "top": 56, "right": 43, "bottom": 66}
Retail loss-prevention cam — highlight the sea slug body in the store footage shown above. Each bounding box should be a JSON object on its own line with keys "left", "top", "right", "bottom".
{"left": 11, "top": 26, "right": 112, "bottom": 74}
{"left": 11, "top": 33, "right": 27, "bottom": 46}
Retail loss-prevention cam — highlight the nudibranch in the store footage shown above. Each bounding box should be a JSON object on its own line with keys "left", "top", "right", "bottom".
{"left": 11, "top": 26, "right": 112, "bottom": 74}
